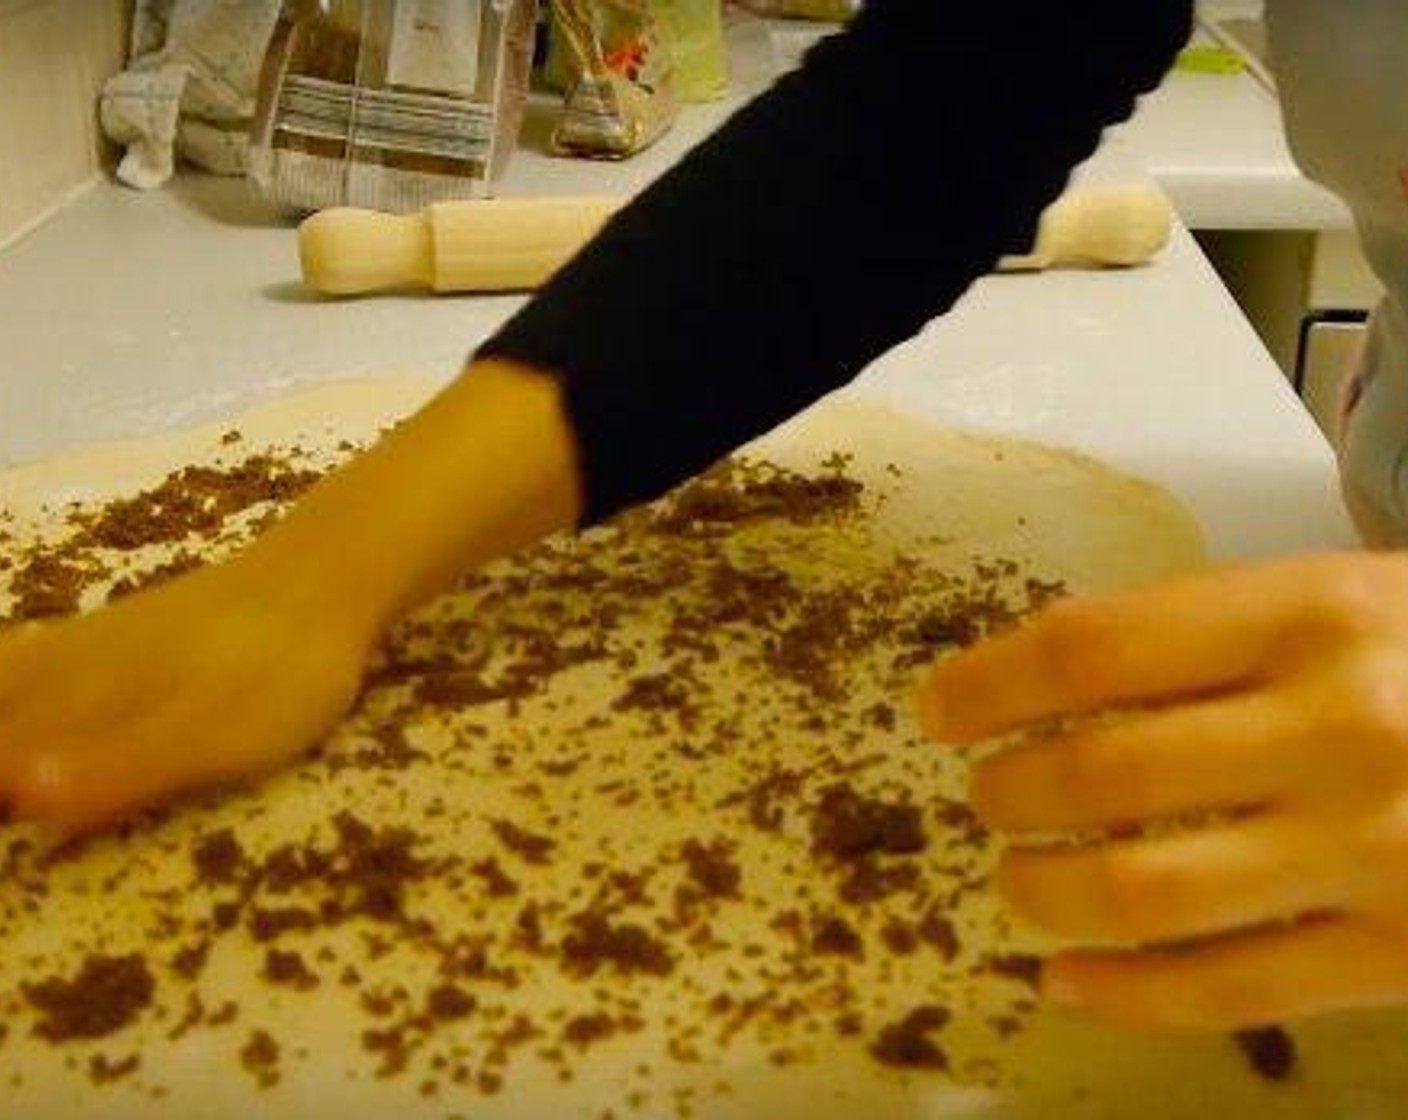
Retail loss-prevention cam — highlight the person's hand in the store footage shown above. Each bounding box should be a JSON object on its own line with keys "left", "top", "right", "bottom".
{"left": 0, "top": 554, "right": 370, "bottom": 833}
{"left": 918, "top": 551, "right": 1408, "bottom": 1030}
{"left": 0, "top": 360, "right": 582, "bottom": 834}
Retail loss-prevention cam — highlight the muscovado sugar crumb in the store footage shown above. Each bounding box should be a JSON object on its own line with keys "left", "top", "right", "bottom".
{"left": 810, "top": 783, "right": 927, "bottom": 861}
{"left": 679, "top": 838, "right": 741, "bottom": 899}
{"left": 489, "top": 819, "right": 556, "bottom": 865}
{"left": 560, "top": 911, "right": 675, "bottom": 978}
{"left": 981, "top": 953, "right": 1042, "bottom": 991}
{"left": 87, "top": 1052, "right": 141, "bottom": 1085}
{"left": 240, "top": 1029, "right": 281, "bottom": 1088}
{"left": 263, "top": 949, "right": 319, "bottom": 990}
{"left": 425, "top": 984, "right": 476, "bottom": 1022}
{"left": 1234, "top": 1026, "right": 1298, "bottom": 1082}
{"left": 23, "top": 954, "right": 155, "bottom": 1042}
{"left": 870, "top": 1006, "right": 952, "bottom": 1070}
{"left": 191, "top": 828, "right": 246, "bottom": 884}
{"left": 811, "top": 914, "right": 865, "bottom": 959}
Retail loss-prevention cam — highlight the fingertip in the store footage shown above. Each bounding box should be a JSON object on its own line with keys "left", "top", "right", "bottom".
{"left": 1042, "top": 951, "right": 1168, "bottom": 1031}
{"left": 0, "top": 619, "right": 44, "bottom": 642}
{"left": 993, "top": 848, "right": 1047, "bottom": 925}
{"left": 969, "top": 755, "right": 1020, "bottom": 827}
{"left": 1042, "top": 954, "right": 1148, "bottom": 1028}
{"left": 8, "top": 752, "right": 66, "bottom": 819}
{"left": 16, "top": 750, "right": 70, "bottom": 802}
{"left": 1040, "top": 954, "right": 1084, "bottom": 1008}
{"left": 9, "top": 752, "right": 114, "bottom": 835}
{"left": 914, "top": 662, "right": 985, "bottom": 745}
{"left": 0, "top": 619, "right": 46, "bottom": 685}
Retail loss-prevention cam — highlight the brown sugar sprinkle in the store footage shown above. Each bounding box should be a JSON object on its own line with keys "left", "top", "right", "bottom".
{"left": 648, "top": 461, "right": 863, "bottom": 536}
{"left": 424, "top": 984, "right": 476, "bottom": 1022}
{"left": 563, "top": 1012, "right": 626, "bottom": 1049}
{"left": 105, "top": 549, "right": 205, "bottom": 601}
{"left": 0, "top": 448, "right": 327, "bottom": 625}
{"left": 489, "top": 819, "right": 556, "bottom": 865}
{"left": 514, "top": 901, "right": 546, "bottom": 954}
{"left": 880, "top": 919, "right": 920, "bottom": 956}
{"left": 469, "top": 857, "right": 520, "bottom": 898}
{"left": 934, "top": 798, "right": 989, "bottom": 850}
{"left": 359, "top": 1029, "right": 418, "bottom": 1082}
{"left": 865, "top": 701, "right": 897, "bottom": 731}
{"left": 678, "top": 838, "right": 741, "bottom": 899}
{"left": 207, "top": 1001, "right": 240, "bottom": 1027}
{"left": 23, "top": 954, "right": 155, "bottom": 1042}
{"left": 167, "top": 992, "right": 208, "bottom": 1041}
{"left": 87, "top": 1053, "right": 141, "bottom": 1085}
{"left": 169, "top": 940, "right": 212, "bottom": 981}
{"left": 321, "top": 811, "right": 431, "bottom": 922}
{"left": 981, "top": 953, "right": 1043, "bottom": 992}
{"left": 191, "top": 828, "right": 246, "bottom": 884}
{"left": 727, "top": 767, "right": 806, "bottom": 834}
{"left": 809, "top": 783, "right": 928, "bottom": 862}
{"left": 905, "top": 607, "right": 983, "bottom": 650}
{"left": 561, "top": 911, "right": 675, "bottom": 979}
{"left": 613, "top": 672, "right": 696, "bottom": 719}
{"left": 240, "top": 1029, "right": 281, "bottom": 1089}
{"left": 413, "top": 668, "right": 536, "bottom": 709}
{"left": 988, "top": 1013, "right": 1025, "bottom": 1039}
{"left": 211, "top": 900, "right": 242, "bottom": 930}
{"left": 1234, "top": 1026, "right": 1298, "bottom": 1082}
{"left": 811, "top": 914, "right": 864, "bottom": 959}
{"left": 263, "top": 949, "right": 319, "bottom": 990}
{"left": 69, "top": 455, "right": 321, "bottom": 550}
{"left": 837, "top": 856, "right": 922, "bottom": 906}
{"left": 5, "top": 551, "right": 92, "bottom": 621}
{"left": 0, "top": 438, "right": 1117, "bottom": 1106}
{"left": 248, "top": 906, "right": 319, "bottom": 943}
{"left": 917, "top": 908, "right": 961, "bottom": 962}
{"left": 870, "top": 1006, "right": 952, "bottom": 1071}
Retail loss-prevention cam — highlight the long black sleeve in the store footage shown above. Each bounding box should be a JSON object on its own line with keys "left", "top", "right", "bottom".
{"left": 479, "top": 1, "right": 1192, "bottom": 522}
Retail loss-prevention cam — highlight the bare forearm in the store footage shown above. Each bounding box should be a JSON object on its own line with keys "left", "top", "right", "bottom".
{"left": 242, "top": 360, "right": 581, "bottom": 650}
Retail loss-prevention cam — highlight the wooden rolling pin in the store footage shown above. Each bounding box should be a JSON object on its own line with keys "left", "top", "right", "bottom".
{"left": 997, "top": 184, "right": 1175, "bottom": 271}
{"left": 299, "top": 185, "right": 1173, "bottom": 297}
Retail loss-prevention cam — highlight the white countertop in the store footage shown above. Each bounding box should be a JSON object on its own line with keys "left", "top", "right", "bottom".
{"left": 1113, "top": 68, "right": 1349, "bottom": 231}
{"left": 735, "top": 4, "right": 1354, "bottom": 233}
{"left": 1114, "top": 3, "right": 1350, "bottom": 231}
{"left": 0, "top": 15, "right": 1357, "bottom": 564}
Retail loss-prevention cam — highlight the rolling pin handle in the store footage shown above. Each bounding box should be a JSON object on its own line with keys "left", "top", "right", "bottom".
{"left": 1000, "top": 185, "right": 1174, "bottom": 271}
{"left": 299, "top": 209, "right": 434, "bottom": 297}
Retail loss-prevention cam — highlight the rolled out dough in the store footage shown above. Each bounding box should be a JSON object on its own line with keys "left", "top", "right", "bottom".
{"left": 0, "top": 379, "right": 1397, "bottom": 1120}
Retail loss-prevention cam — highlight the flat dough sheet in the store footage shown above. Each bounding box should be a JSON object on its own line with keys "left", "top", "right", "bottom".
{"left": 0, "top": 378, "right": 1398, "bottom": 1120}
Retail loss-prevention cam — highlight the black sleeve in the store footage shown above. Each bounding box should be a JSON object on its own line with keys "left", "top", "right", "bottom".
{"left": 479, "top": 0, "right": 1192, "bottom": 523}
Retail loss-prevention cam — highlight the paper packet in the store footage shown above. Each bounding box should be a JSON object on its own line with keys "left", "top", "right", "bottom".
{"left": 547, "top": 0, "right": 678, "bottom": 158}
{"left": 249, "top": 0, "right": 538, "bottom": 211}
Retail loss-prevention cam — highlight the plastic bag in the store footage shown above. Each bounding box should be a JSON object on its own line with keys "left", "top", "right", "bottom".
{"left": 654, "top": 1, "right": 729, "bottom": 103}
{"left": 101, "top": 0, "right": 282, "bottom": 189}
{"left": 732, "top": 0, "right": 857, "bottom": 20}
